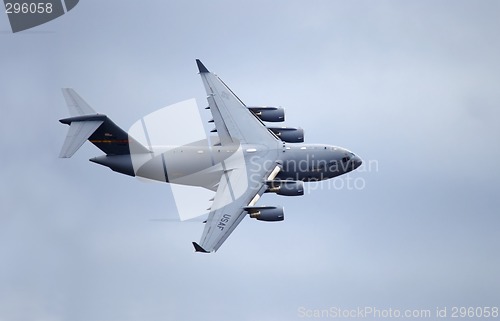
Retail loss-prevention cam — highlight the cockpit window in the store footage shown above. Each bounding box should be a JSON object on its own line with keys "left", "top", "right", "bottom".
{"left": 341, "top": 156, "right": 350, "bottom": 163}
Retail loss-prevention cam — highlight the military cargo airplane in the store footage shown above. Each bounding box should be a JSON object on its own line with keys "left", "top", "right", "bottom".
{"left": 59, "top": 60, "right": 362, "bottom": 253}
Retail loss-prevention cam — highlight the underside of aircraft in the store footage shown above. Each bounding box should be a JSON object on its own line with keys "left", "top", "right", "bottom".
{"left": 59, "top": 60, "right": 362, "bottom": 253}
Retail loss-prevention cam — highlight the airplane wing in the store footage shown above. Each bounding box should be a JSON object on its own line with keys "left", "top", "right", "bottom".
{"left": 194, "top": 167, "right": 261, "bottom": 253}
{"left": 193, "top": 152, "right": 281, "bottom": 253}
{"left": 197, "top": 59, "right": 279, "bottom": 146}
{"left": 192, "top": 60, "right": 282, "bottom": 252}
{"left": 193, "top": 153, "right": 280, "bottom": 253}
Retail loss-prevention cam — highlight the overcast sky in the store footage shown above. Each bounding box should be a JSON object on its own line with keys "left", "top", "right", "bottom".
{"left": 1, "top": 1, "right": 499, "bottom": 320}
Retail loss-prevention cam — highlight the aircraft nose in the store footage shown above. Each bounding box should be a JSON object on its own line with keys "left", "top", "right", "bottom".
{"left": 353, "top": 156, "right": 363, "bottom": 169}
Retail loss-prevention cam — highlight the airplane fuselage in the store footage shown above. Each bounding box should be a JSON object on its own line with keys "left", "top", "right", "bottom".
{"left": 90, "top": 141, "right": 362, "bottom": 188}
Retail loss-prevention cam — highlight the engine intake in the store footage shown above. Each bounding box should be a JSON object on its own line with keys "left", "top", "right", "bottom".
{"left": 268, "top": 127, "right": 304, "bottom": 143}
{"left": 248, "top": 106, "right": 285, "bottom": 122}
{"left": 244, "top": 206, "right": 284, "bottom": 222}
{"left": 266, "top": 180, "right": 304, "bottom": 196}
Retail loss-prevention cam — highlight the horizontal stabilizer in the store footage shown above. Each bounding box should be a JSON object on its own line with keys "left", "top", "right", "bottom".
{"left": 59, "top": 120, "right": 104, "bottom": 158}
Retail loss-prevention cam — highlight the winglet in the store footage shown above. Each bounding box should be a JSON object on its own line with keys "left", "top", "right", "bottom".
{"left": 192, "top": 242, "right": 210, "bottom": 253}
{"left": 196, "top": 59, "right": 209, "bottom": 73}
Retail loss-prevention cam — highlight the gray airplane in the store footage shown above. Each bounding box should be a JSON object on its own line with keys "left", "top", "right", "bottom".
{"left": 59, "top": 60, "right": 362, "bottom": 253}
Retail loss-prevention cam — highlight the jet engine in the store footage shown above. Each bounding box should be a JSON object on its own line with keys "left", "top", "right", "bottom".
{"left": 248, "top": 106, "right": 285, "bottom": 122}
{"left": 266, "top": 180, "right": 304, "bottom": 196}
{"left": 268, "top": 127, "right": 304, "bottom": 143}
{"left": 244, "top": 206, "right": 284, "bottom": 222}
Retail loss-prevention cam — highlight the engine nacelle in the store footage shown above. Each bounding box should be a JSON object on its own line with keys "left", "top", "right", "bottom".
{"left": 244, "top": 206, "right": 284, "bottom": 222}
{"left": 266, "top": 180, "right": 304, "bottom": 196}
{"left": 268, "top": 127, "right": 304, "bottom": 143}
{"left": 248, "top": 106, "right": 285, "bottom": 122}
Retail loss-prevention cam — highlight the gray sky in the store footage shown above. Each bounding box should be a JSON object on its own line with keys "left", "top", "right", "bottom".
{"left": 1, "top": 1, "right": 499, "bottom": 320}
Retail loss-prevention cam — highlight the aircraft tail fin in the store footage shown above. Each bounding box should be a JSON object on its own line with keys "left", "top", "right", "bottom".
{"left": 59, "top": 88, "right": 150, "bottom": 158}
{"left": 62, "top": 88, "right": 96, "bottom": 116}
